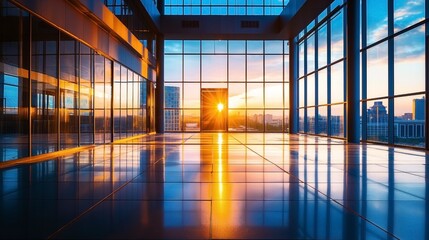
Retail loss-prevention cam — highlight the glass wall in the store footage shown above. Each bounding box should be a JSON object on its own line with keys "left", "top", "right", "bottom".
{"left": 297, "top": 0, "right": 427, "bottom": 148}
{"left": 362, "top": 0, "right": 426, "bottom": 147}
{"left": 164, "top": 40, "right": 289, "bottom": 132}
{"left": 164, "top": 0, "right": 290, "bottom": 15}
{"left": 297, "top": 0, "right": 346, "bottom": 138}
{"left": 0, "top": 0, "right": 154, "bottom": 162}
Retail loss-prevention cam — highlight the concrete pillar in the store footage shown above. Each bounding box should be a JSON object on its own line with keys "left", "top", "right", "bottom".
{"left": 346, "top": 0, "right": 360, "bottom": 143}
{"left": 289, "top": 39, "right": 299, "bottom": 134}
{"left": 155, "top": 35, "right": 165, "bottom": 133}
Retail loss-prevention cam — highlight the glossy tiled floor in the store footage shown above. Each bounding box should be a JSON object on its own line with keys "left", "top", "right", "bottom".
{"left": 0, "top": 133, "right": 428, "bottom": 239}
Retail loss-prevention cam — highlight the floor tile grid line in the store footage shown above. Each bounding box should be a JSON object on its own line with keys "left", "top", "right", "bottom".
{"left": 46, "top": 147, "right": 166, "bottom": 239}
{"left": 230, "top": 135, "right": 401, "bottom": 240}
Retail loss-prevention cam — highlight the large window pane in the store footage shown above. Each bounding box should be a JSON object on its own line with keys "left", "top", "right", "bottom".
{"left": 318, "top": 24, "right": 328, "bottom": 68}
{"left": 318, "top": 106, "right": 328, "bottom": 135}
{"left": 394, "top": 0, "right": 424, "bottom": 32}
{"left": 367, "top": 42, "right": 388, "bottom": 99}
{"left": 307, "top": 107, "right": 315, "bottom": 134}
{"left": 265, "top": 83, "right": 283, "bottom": 108}
{"left": 307, "top": 74, "right": 315, "bottom": 107}
{"left": 331, "top": 104, "right": 344, "bottom": 137}
{"left": 265, "top": 109, "right": 283, "bottom": 132}
{"left": 247, "top": 83, "right": 263, "bottom": 108}
{"left": 265, "top": 55, "right": 283, "bottom": 82}
{"left": 394, "top": 94, "right": 425, "bottom": 147}
{"left": 318, "top": 68, "right": 328, "bottom": 105}
{"left": 202, "top": 55, "right": 227, "bottom": 82}
{"left": 367, "top": 0, "right": 388, "bottom": 45}
{"left": 229, "top": 109, "right": 246, "bottom": 132}
{"left": 331, "top": 10, "right": 344, "bottom": 61}
{"left": 331, "top": 61, "right": 344, "bottom": 103}
{"left": 247, "top": 109, "right": 264, "bottom": 132}
{"left": 165, "top": 55, "right": 182, "bottom": 81}
{"left": 184, "top": 55, "right": 200, "bottom": 82}
{"left": 306, "top": 34, "right": 315, "bottom": 73}
{"left": 228, "top": 83, "right": 245, "bottom": 108}
{"left": 394, "top": 25, "right": 425, "bottom": 95}
{"left": 228, "top": 55, "right": 245, "bottom": 82}
{"left": 184, "top": 109, "right": 200, "bottom": 131}
{"left": 247, "top": 55, "right": 263, "bottom": 82}
{"left": 184, "top": 83, "right": 200, "bottom": 108}
{"left": 366, "top": 99, "right": 388, "bottom": 142}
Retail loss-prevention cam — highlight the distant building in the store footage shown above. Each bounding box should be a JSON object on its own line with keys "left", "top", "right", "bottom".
{"left": 367, "top": 101, "right": 388, "bottom": 140}
{"left": 413, "top": 97, "right": 425, "bottom": 120}
{"left": 400, "top": 113, "right": 413, "bottom": 121}
{"left": 368, "top": 101, "right": 388, "bottom": 123}
{"left": 165, "top": 86, "right": 180, "bottom": 131}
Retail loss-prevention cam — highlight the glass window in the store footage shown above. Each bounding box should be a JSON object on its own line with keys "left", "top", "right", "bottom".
{"left": 394, "top": 0, "right": 424, "bottom": 32}
{"left": 331, "top": 61, "right": 344, "bottom": 103}
{"left": 318, "top": 106, "right": 328, "bottom": 135}
{"left": 331, "top": 103, "right": 344, "bottom": 137}
{"left": 228, "top": 40, "right": 245, "bottom": 53}
{"left": 299, "top": 108, "right": 305, "bottom": 132}
{"left": 331, "top": 10, "right": 344, "bottom": 62}
{"left": 183, "top": 83, "right": 200, "bottom": 108}
{"left": 298, "top": 42, "right": 305, "bottom": 77}
{"left": 228, "top": 109, "right": 246, "bottom": 132}
{"left": 247, "top": 83, "right": 263, "bottom": 108}
{"left": 228, "top": 55, "right": 245, "bottom": 82}
{"left": 165, "top": 55, "right": 183, "bottom": 81}
{"left": 394, "top": 25, "right": 425, "bottom": 95}
{"left": 184, "top": 109, "right": 200, "bottom": 131}
{"left": 247, "top": 40, "right": 263, "bottom": 54}
{"left": 184, "top": 55, "right": 200, "bottom": 82}
{"left": 165, "top": 40, "right": 183, "bottom": 53}
{"left": 265, "top": 109, "right": 283, "bottom": 132}
{"left": 265, "top": 41, "right": 283, "bottom": 54}
{"left": 367, "top": 42, "right": 388, "bottom": 99}
{"left": 318, "top": 68, "right": 328, "bottom": 105}
{"left": 247, "top": 55, "right": 263, "bottom": 82}
{"left": 394, "top": 94, "right": 425, "bottom": 147}
{"left": 307, "top": 107, "right": 315, "bottom": 133}
{"left": 247, "top": 109, "right": 264, "bottom": 132}
{"left": 184, "top": 40, "right": 200, "bottom": 53}
{"left": 367, "top": 0, "right": 387, "bottom": 45}
{"left": 265, "top": 83, "right": 283, "bottom": 108}
{"left": 202, "top": 55, "right": 227, "bottom": 82}
{"left": 307, "top": 73, "right": 315, "bottom": 107}
{"left": 318, "top": 23, "right": 328, "bottom": 68}
{"left": 228, "top": 83, "right": 246, "bottom": 108}
{"left": 366, "top": 99, "right": 388, "bottom": 142}
{"left": 299, "top": 78, "right": 305, "bottom": 108}
{"left": 306, "top": 34, "right": 315, "bottom": 73}
{"left": 265, "top": 55, "right": 283, "bottom": 82}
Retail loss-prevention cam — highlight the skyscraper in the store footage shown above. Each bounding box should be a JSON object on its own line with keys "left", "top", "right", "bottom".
{"left": 165, "top": 86, "right": 180, "bottom": 131}
{"left": 413, "top": 97, "right": 425, "bottom": 120}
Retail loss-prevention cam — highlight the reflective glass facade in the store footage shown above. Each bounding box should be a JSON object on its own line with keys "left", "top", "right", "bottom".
{"left": 164, "top": 40, "right": 289, "bottom": 132}
{"left": 0, "top": 0, "right": 154, "bottom": 162}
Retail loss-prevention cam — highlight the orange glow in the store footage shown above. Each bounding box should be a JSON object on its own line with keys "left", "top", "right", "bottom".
{"left": 217, "top": 103, "right": 224, "bottom": 112}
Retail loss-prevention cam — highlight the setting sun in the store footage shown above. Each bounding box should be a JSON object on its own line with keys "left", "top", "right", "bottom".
{"left": 217, "top": 103, "right": 224, "bottom": 112}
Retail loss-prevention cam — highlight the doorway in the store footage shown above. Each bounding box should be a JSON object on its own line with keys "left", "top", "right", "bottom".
{"left": 201, "top": 88, "right": 227, "bottom": 131}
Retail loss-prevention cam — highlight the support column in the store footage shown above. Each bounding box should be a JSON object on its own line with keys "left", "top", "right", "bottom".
{"left": 346, "top": 0, "right": 360, "bottom": 143}
{"left": 289, "top": 39, "right": 299, "bottom": 134}
{"left": 155, "top": 35, "right": 165, "bottom": 133}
